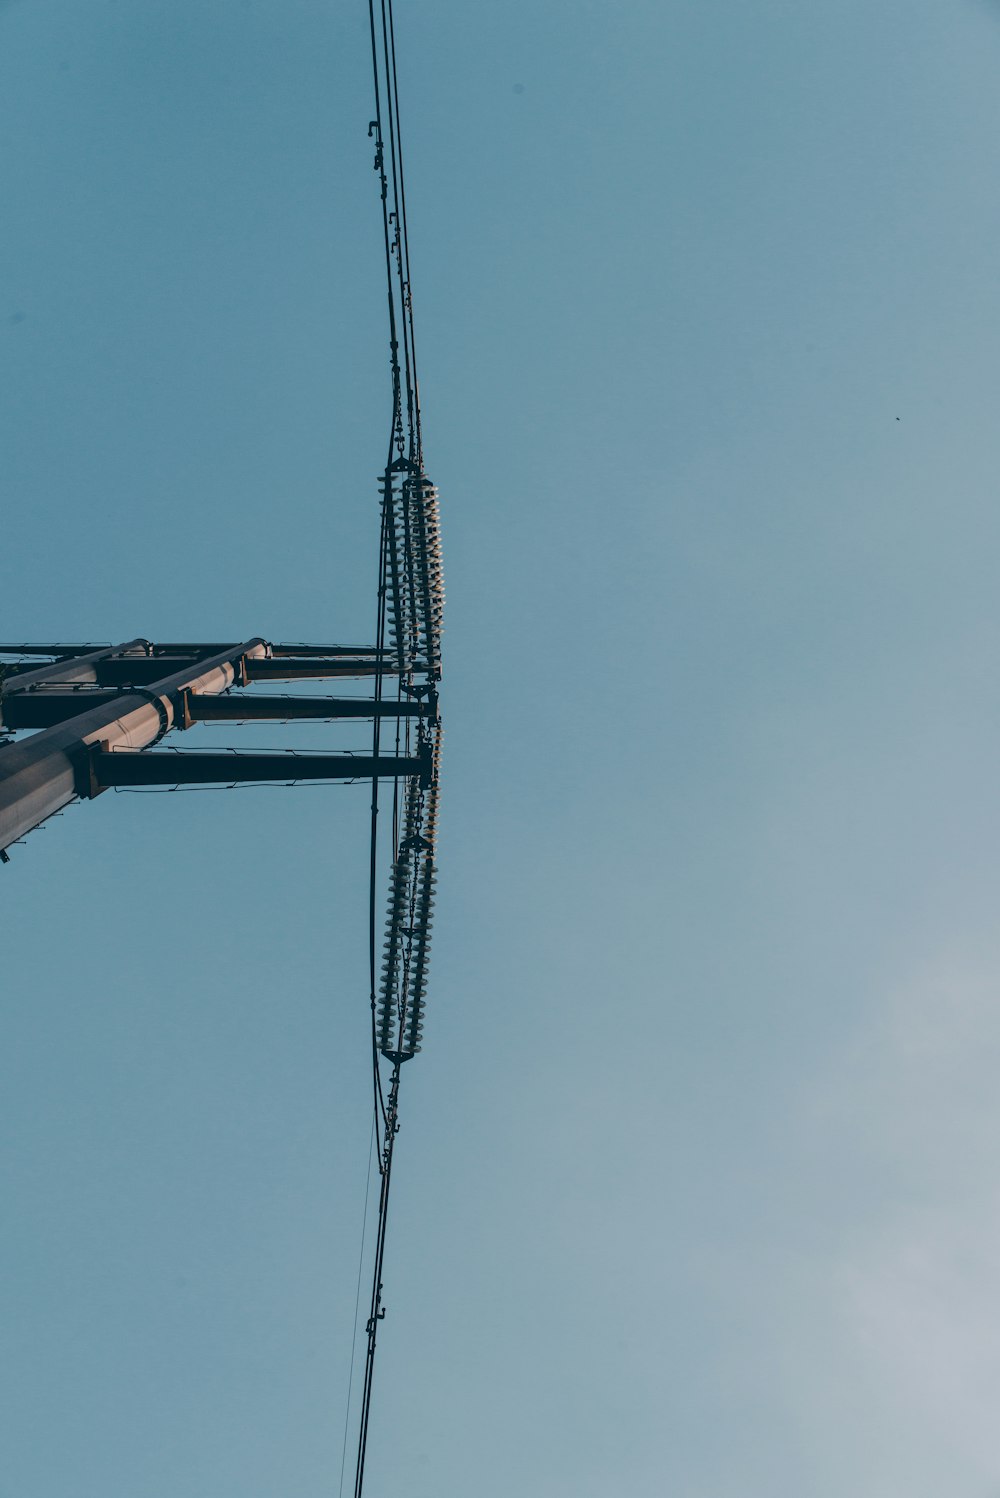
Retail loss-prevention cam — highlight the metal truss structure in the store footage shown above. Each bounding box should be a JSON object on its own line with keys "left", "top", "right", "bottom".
{"left": 0, "top": 638, "right": 434, "bottom": 858}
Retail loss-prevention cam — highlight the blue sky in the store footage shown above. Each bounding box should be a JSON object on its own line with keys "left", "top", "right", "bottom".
{"left": 5, "top": 1, "right": 1000, "bottom": 1493}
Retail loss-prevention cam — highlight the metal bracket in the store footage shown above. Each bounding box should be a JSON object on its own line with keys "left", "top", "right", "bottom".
{"left": 75, "top": 741, "right": 110, "bottom": 800}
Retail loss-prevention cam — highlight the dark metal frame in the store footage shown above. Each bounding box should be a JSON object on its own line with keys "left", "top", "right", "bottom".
{"left": 0, "top": 639, "right": 430, "bottom": 856}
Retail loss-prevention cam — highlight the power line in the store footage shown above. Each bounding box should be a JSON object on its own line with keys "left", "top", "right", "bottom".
{"left": 351, "top": 1, "right": 443, "bottom": 1491}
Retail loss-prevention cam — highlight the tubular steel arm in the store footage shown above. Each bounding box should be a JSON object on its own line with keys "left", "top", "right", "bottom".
{"left": 0, "top": 639, "right": 421, "bottom": 855}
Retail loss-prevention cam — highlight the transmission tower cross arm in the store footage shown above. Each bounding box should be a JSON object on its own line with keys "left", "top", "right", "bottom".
{"left": 86, "top": 745, "right": 431, "bottom": 790}
{"left": 0, "top": 638, "right": 432, "bottom": 856}
{"left": 2, "top": 692, "right": 429, "bottom": 732}
{"left": 0, "top": 639, "right": 268, "bottom": 851}
{"left": 178, "top": 692, "right": 429, "bottom": 724}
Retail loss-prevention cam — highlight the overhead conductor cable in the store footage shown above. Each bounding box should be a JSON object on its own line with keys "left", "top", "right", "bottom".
{"left": 350, "top": 2, "right": 443, "bottom": 1495}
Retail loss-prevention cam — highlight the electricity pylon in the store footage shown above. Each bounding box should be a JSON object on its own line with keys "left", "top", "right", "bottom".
{"left": 0, "top": 638, "right": 433, "bottom": 859}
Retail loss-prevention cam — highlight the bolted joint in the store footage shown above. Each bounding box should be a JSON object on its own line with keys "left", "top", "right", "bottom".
{"left": 74, "top": 741, "right": 110, "bottom": 801}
